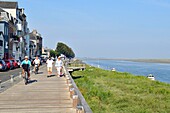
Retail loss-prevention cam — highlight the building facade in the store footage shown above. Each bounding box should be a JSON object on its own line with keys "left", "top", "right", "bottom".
{"left": 0, "top": 1, "right": 43, "bottom": 60}
{"left": 0, "top": 1, "right": 31, "bottom": 60}
{"left": 29, "top": 30, "right": 43, "bottom": 58}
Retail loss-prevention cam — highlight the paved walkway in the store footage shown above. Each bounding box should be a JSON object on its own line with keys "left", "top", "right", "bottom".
{"left": 0, "top": 65, "right": 76, "bottom": 113}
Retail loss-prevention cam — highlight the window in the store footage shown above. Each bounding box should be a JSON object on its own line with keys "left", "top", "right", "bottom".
{"left": 0, "top": 40, "right": 3, "bottom": 47}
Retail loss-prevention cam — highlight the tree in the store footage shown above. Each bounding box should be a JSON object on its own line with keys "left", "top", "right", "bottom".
{"left": 55, "top": 42, "right": 75, "bottom": 58}
{"left": 50, "top": 50, "right": 57, "bottom": 58}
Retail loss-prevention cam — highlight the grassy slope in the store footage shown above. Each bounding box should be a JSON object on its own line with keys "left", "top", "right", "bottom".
{"left": 73, "top": 65, "right": 170, "bottom": 113}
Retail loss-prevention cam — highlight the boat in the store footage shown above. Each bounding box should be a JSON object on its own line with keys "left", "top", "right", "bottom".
{"left": 147, "top": 74, "right": 155, "bottom": 80}
{"left": 111, "top": 68, "right": 116, "bottom": 71}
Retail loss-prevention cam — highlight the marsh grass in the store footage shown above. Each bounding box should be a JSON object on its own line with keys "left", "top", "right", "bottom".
{"left": 73, "top": 65, "right": 170, "bottom": 113}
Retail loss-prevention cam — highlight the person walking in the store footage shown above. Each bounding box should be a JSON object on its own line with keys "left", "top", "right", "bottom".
{"left": 55, "top": 56, "right": 63, "bottom": 77}
{"left": 46, "top": 57, "right": 54, "bottom": 76}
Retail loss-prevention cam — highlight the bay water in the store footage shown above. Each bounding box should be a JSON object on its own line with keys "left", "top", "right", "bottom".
{"left": 83, "top": 59, "right": 170, "bottom": 84}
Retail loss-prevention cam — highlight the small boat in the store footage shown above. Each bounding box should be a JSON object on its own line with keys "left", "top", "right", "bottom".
{"left": 147, "top": 74, "right": 155, "bottom": 80}
{"left": 111, "top": 68, "right": 116, "bottom": 71}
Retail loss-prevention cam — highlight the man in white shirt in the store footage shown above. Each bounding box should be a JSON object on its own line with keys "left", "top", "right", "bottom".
{"left": 33, "top": 56, "right": 40, "bottom": 73}
{"left": 55, "top": 56, "right": 63, "bottom": 77}
{"left": 46, "top": 57, "right": 54, "bottom": 75}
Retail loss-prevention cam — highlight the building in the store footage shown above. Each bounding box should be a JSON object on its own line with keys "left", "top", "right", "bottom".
{"left": 0, "top": 8, "right": 10, "bottom": 59}
{"left": 42, "top": 47, "right": 50, "bottom": 58}
{"left": 0, "top": 1, "right": 18, "bottom": 59}
{"left": 0, "top": 1, "right": 43, "bottom": 60}
{"left": 29, "top": 30, "right": 43, "bottom": 58}
{"left": 0, "top": 1, "right": 29, "bottom": 60}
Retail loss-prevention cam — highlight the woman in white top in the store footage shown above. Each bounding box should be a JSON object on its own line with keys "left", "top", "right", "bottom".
{"left": 46, "top": 57, "right": 54, "bottom": 75}
{"left": 55, "top": 56, "right": 63, "bottom": 77}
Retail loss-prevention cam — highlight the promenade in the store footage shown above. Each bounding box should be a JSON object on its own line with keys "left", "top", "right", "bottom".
{"left": 0, "top": 65, "right": 76, "bottom": 113}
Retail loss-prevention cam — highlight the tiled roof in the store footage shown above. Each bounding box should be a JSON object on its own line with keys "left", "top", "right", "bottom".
{"left": 0, "top": 1, "right": 18, "bottom": 9}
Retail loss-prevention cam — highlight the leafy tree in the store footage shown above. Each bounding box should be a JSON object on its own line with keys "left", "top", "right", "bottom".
{"left": 56, "top": 42, "right": 75, "bottom": 58}
{"left": 50, "top": 50, "right": 57, "bottom": 58}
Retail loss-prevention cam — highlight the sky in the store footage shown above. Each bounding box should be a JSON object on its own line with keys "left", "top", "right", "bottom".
{"left": 13, "top": 0, "right": 170, "bottom": 58}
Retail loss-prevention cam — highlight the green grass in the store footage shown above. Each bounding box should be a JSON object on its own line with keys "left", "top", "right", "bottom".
{"left": 72, "top": 65, "right": 170, "bottom": 113}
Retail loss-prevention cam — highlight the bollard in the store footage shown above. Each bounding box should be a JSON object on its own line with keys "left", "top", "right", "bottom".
{"left": 70, "top": 88, "right": 75, "bottom": 98}
{"left": 10, "top": 75, "right": 14, "bottom": 82}
{"left": 68, "top": 84, "right": 73, "bottom": 91}
{"left": 19, "top": 72, "right": 22, "bottom": 78}
{"left": 0, "top": 80, "right": 2, "bottom": 89}
{"left": 73, "top": 95, "right": 78, "bottom": 108}
{"left": 76, "top": 106, "right": 84, "bottom": 113}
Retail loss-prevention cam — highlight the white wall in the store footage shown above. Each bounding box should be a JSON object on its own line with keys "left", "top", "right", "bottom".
{"left": 0, "top": 24, "right": 4, "bottom": 33}
{"left": 3, "top": 9, "right": 17, "bottom": 18}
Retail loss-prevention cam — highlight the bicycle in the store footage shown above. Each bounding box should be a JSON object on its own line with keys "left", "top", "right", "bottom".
{"left": 34, "top": 64, "right": 39, "bottom": 74}
{"left": 22, "top": 64, "right": 30, "bottom": 85}
{"left": 24, "top": 69, "right": 29, "bottom": 85}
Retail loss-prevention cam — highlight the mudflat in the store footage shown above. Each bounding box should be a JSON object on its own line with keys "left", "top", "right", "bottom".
{"left": 123, "top": 59, "right": 170, "bottom": 64}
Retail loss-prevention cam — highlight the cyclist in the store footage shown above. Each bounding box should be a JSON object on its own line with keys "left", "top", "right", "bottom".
{"left": 21, "top": 56, "right": 31, "bottom": 79}
{"left": 33, "top": 56, "right": 40, "bottom": 73}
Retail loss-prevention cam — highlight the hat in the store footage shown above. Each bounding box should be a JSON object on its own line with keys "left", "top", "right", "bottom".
{"left": 58, "top": 56, "right": 61, "bottom": 58}
{"left": 25, "top": 56, "right": 28, "bottom": 59}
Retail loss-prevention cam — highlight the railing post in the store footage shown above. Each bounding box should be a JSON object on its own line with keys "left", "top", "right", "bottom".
{"left": 66, "top": 77, "right": 70, "bottom": 84}
{"left": 76, "top": 106, "right": 84, "bottom": 113}
{"left": 70, "top": 88, "right": 75, "bottom": 98}
{"left": 73, "top": 95, "right": 78, "bottom": 108}
{"left": 10, "top": 75, "right": 14, "bottom": 82}
{"left": 68, "top": 83, "right": 73, "bottom": 91}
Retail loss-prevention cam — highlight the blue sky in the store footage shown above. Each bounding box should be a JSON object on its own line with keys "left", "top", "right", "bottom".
{"left": 15, "top": 0, "right": 170, "bottom": 58}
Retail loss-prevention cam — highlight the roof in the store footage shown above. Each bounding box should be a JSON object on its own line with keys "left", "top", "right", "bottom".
{"left": 29, "top": 33, "right": 36, "bottom": 40}
{"left": 0, "top": 7, "right": 6, "bottom": 12}
{"left": 0, "top": 1, "right": 18, "bottom": 9}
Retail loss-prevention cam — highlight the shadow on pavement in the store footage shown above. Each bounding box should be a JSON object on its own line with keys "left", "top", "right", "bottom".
{"left": 47, "top": 75, "right": 56, "bottom": 78}
{"left": 37, "top": 72, "right": 43, "bottom": 74}
{"left": 28, "top": 79, "right": 38, "bottom": 84}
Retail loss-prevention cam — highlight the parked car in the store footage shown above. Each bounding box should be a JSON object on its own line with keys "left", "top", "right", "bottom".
{"left": 16, "top": 59, "right": 21, "bottom": 68}
{"left": 41, "top": 57, "right": 47, "bottom": 63}
{"left": 5, "top": 60, "right": 14, "bottom": 70}
{"left": 11, "top": 59, "right": 18, "bottom": 68}
{"left": 0, "top": 59, "right": 7, "bottom": 71}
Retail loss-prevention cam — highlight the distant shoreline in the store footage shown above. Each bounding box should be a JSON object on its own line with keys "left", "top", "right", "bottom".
{"left": 81, "top": 58, "right": 170, "bottom": 64}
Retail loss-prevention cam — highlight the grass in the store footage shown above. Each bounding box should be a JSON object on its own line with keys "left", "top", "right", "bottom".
{"left": 72, "top": 65, "right": 170, "bottom": 113}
